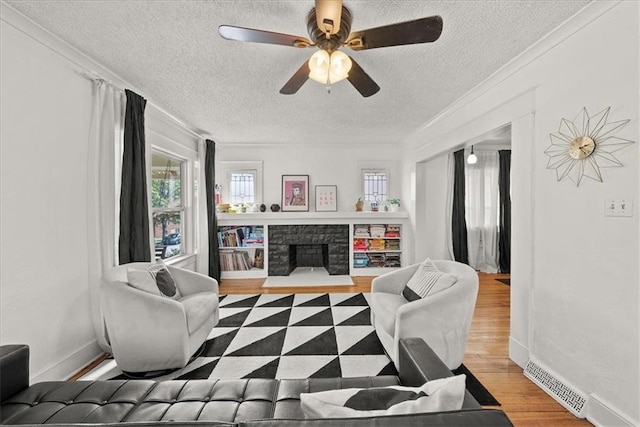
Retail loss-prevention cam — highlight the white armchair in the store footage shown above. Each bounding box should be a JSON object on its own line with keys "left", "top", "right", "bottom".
{"left": 100, "top": 262, "right": 219, "bottom": 374}
{"left": 370, "top": 260, "right": 478, "bottom": 370}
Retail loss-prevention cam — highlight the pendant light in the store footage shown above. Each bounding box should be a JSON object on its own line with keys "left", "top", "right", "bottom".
{"left": 467, "top": 146, "right": 478, "bottom": 164}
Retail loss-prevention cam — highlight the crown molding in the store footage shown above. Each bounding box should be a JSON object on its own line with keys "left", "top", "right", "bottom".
{"left": 215, "top": 140, "right": 400, "bottom": 149}
{"left": 1, "top": 1, "right": 207, "bottom": 141}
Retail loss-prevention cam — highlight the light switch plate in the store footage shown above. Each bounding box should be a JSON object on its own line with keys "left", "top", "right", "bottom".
{"left": 605, "top": 197, "right": 633, "bottom": 217}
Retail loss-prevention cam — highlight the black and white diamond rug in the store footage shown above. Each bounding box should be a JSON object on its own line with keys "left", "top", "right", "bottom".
{"left": 83, "top": 293, "right": 397, "bottom": 381}
{"left": 186, "top": 292, "right": 397, "bottom": 380}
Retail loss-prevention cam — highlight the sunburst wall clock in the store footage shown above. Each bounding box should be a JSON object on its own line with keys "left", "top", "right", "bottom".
{"left": 544, "top": 107, "right": 635, "bottom": 186}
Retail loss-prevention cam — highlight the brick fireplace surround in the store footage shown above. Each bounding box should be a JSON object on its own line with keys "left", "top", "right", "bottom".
{"left": 268, "top": 225, "right": 349, "bottom": 276}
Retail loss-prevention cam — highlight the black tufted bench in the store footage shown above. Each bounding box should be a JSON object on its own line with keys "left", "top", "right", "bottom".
{"left": 0, "top": 339, "right": 513, "bottom": 426}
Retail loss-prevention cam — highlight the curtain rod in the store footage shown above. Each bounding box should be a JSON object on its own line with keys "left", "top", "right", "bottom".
{"left": 78, "top": 70, "right": 124, "bottom": 93}
{"left": 3, "top": 3, "right": 210, "bottom": 141}
{"left": 77, "top": 69, "right": 209, "bottom": 141}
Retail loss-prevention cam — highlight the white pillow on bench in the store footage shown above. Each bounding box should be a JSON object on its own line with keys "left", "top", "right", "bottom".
{"left": 300, "top": 374, "right": 466, "bottom": 418}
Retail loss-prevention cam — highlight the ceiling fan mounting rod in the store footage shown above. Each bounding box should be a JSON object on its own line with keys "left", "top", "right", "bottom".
{"left": 307, "top": 6, "right": 352, "bottom": 52}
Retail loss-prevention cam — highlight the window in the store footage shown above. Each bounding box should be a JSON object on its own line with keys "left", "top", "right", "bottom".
{"left": 464, "top": 151, "right": 500, "bottom": 272}
{"left": 151, "top": 152, "right": 185, "bottom": 260}
{"left": 362, "top": 169, "right": 388, "bottom": 202}
{"left": 220, "top": 161, "right": 263, "bottom": 205}
{"left": 229, "top": 170, "right": 256, "bottom": 204}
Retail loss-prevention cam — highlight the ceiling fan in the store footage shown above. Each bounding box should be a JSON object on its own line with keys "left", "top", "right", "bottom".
{"left": 218, "top": 0, "right": 443, "bottom": 97}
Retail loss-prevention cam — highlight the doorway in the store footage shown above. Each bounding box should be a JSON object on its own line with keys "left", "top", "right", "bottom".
{"left": 412, "top": 89, "right": 536, "bottom": 368}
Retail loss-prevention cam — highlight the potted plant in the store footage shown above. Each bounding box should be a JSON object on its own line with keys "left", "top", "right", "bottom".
{"left": 388, "top": 198, "right": 400, "bottom": 212}
{"left": 355, "top": 197, "right": 364, "bottom": 212}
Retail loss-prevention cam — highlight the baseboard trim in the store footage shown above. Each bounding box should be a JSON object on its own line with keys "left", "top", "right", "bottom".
{"left": 508, "top": 336, "right": 529, "bottom": 368}
{"left": 31, "top": 340, "right": 103, "bottom": 382}
{"left": 587, "top": 393, "right": 637, "bottom": 427}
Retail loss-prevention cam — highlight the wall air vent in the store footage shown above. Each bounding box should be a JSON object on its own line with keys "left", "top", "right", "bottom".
{"left": 524, "top": 359, "right": 588, "bottom": 417}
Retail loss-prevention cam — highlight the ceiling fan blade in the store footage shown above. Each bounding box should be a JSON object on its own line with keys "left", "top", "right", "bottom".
{"left": 280, "top": 62, "right": 310, "bottom": 95}
{"left": 219, "top": 25, "right": 312, "bottom": 48}
{"left": 346, "top": 15, "right": 443, "bottom": 51}
{"left": 347, "top": 57, "right": 380, "bottom": 97}
{"left": 315, "top": 0, "right": 343, "bottom": 35}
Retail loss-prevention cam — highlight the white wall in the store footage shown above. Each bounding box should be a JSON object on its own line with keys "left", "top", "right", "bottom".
{"left": 402, "top": 2, "right": 639, "bottom": 425}
{"left": 415, "top": 156, "right": 451, "bottom": 261}
{"left": 1, "top": 16, "right": 98, "bottom": 381}
{"left": 216, "top": 143, "right": 401, "bottom": 212}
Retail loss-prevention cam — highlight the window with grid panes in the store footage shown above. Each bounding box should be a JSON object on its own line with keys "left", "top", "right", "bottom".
{"left": 220, "top": 161, "right": 263, "bottom": 206}
{"left": 229, "top": 171, "right": 256, "bottom": 204}
{"left": 363, "top": 169, "right": 388, "bottom": 202}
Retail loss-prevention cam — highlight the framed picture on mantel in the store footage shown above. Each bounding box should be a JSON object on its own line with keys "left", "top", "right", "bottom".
{"left": 282, "top": 175, "right": 309, "bottom": 212}
{"left": 315, "top": 185, "right": 337, "bottom": 212}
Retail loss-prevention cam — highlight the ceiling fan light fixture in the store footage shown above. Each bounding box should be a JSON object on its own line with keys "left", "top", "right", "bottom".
{"left": 328, "top": 50, "right": 351, "bottom": 83}
{"left": 308, "top": 49, "right": 352, "bottom": 85}
{"left": 308, "top": 49, "right": 330, "bottom": 83}
{"left": 309, "top": 49, "right": 331, "bottom": 84}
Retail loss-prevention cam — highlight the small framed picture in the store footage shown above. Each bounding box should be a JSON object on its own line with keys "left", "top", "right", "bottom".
{"left": 315, "top": 185, "right": 337, "bottom": 212}
{"left": 282, "top": 175, "right": 309, "bottom": 212}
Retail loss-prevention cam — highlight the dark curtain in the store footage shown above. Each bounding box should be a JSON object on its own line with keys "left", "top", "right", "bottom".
{"left": 119, "top": 90, "right": 150, "bottom": 264}
{"left": 498, "top": 150, "right": 511, "bottom": 273}
{"left": 452, "top": 149, "right": 469, "bottom": 264}
{"left": 205, "top": 139, "right": 221, "bottom": 282}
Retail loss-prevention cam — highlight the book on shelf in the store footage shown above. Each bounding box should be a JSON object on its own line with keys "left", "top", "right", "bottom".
{"left": 220, "top": 249, "right": 259, "bottom": 271}
{"left": 369, "top": 225, "right": 386, "bottom": 238}
{"left": 353, "top": 224, "right": 401, "bottom": 239}
{"left": 385, "top": 224, "right": 401, "bottom": 238}
{"left": 353, "top": 238, "right": 368, "bottom": 251}
{"left": 385, "top": 240, "right": 400, "bottom": 250}
{"left": 368, "top": 239, "right": 386, "bottom": 251}
{"left": 353, "top": 253, "right": 369, "bottom": 267}
{"left": 368, "top": 253, "right": 386, "bottom": 267}
{"left": 253, "top": 248, "right": 264, "bottom": 269}
{"left": 354, "top": 224, "right": 370, "bottom": 238}
{"left": 384, "top": 253, "right": 401, "bottom": 267}
{"left": 218, "top": 225, "right": 264, "bottom": 247}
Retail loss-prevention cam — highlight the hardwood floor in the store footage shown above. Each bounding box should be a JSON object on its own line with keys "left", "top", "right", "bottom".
{"left": 220, "top": 273, "right": 593, "bottom": 427}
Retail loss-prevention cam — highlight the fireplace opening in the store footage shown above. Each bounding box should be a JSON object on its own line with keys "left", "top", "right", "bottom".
{"left": 291, "top": 244, "right": 328, "bottom": 273}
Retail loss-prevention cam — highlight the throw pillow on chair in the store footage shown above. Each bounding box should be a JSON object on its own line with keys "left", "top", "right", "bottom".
{"left": 126, "top": 260, "right": 181, "bottom": 300}
{"left": 402, "top": 258, "right": 457, "bottom": 301}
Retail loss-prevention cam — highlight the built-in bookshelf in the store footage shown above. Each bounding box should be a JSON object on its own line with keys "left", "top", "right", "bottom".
{"left": 352, "top": 224, "right": 402, "bottom": 273}
{"left": 216, "top": 213, "right": 409, "bottom": 278}
{"left": 218, "top": 225, "right": 265, "bottom": 278}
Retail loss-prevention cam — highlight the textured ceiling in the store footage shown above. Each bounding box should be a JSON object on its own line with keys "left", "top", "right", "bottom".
{"left": 5, "top": 0, "right": 591, "bottom": 145}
